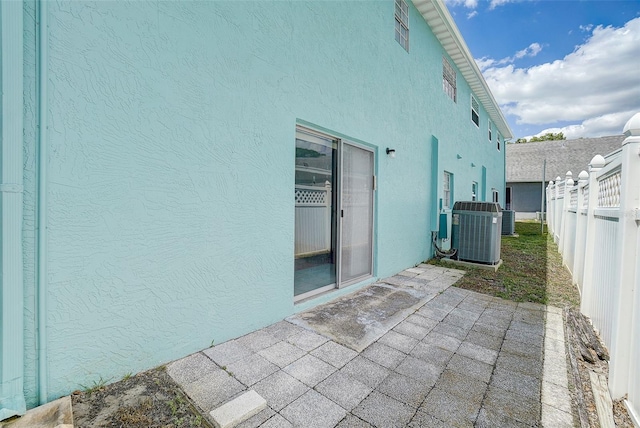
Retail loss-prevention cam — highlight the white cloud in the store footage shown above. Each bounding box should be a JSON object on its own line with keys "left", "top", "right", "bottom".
{"left": 444, "top": 0, "right": 479, "bottom": 9}
{"left": 522, "top": 111, "right": 636, "bottom": 140}
{"left": 467, "top": 10, "right": 478, "bottom": 19}
{"left": 580, "top": 24, "right": 594, "bottom": 32}
{"left": 476, "top": 42, "right": 543, "bottom": 71}
{"left": 481, "top": 17, "right": 640, "bottom": 138}
{"left": 489, "top": 0, "right": 515, "bottom": 10}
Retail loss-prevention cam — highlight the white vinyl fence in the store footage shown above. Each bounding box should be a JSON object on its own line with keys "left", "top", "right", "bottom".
{"left": 546, "top": 113, "right": 640, "bottom": 425}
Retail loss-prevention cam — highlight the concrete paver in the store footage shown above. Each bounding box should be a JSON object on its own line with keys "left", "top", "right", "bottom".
{"left": 166, "top": 265, "right": 574, "bottom": 427}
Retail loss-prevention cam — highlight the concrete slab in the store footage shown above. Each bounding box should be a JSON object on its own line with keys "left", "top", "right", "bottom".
{"left": 258, "top": 341, "right": 306, "bottom": 368}
{"left": 285, "top": 329, "right": 329, "bottom": 352}
{"left": 288, "top": 282, "right": 428, "bottom": 352}
{"left": 282, "top": 354, "right": 335, "bottom": 387}
{"left": 167, "top": 352, "right": 219, "bottom": 385}
{"left": 377, "top": 372, "right": 431, "bottom": 407}
{"left": 441, "top": 257, "right": 503, "bottom": 272}
{"left": 204, "top": 340, "right": 254, "bottom": 367}
{"left": 420, "top": 387, "right": 482, "bottom": 427}
{"left": 410, "top": 342, "right": 453, "bottom": 367}
{"left": 315, "top": 371, "right": 373, "bottom": 411}
{"left": 352, "top": 391, "right": 415, "bottom": 428}
{"left": 209, "top": 390, "right": 267, "bottom": 428}
{"left": 280, "top": 390, "right": 346, "bottom": 428}
{"left": 335, "top": 415, "right": 373, "bottom": 427}
{"left": 377, "top": 330, "right": 418, "bottom": 354}
{"left": 445, "top": 353, "right": 493, "bottom": 384}
{"left": 251, "top": 371, "right": 308, "bottom": 411}
{"left": 340, "top": 356, "right": 390, "bottom": 388}
{"left": 394, "top": 356, "right": 442, "bottom": 385}
{"left": 361, "top": 342, "right": 407, "bottom": 369}
{"left": 181, "top": 369, "right": 246, "bottom": 411}
{"left": 226, "top": 353, "right": 280, "bottom": 386}
{"left": 310, "top": 341, "right": 358, "bottom": 368}
{"left": 436, "top": 369, "right": 487, "bottom": 402}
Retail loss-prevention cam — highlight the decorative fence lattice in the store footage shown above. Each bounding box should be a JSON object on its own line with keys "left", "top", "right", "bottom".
{"left": 295, "top": 188, "right": 328, "bottom": 205}
{"left": 597, "top": 170, "right": 622, "bottom": 208}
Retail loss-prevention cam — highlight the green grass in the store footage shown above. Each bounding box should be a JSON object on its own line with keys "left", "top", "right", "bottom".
{"left": 430, "top": 221, "right": 580, "bottom": 307}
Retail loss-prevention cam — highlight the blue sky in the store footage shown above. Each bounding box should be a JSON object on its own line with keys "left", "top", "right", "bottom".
{"left": 444, "top": 0, "right": 640, "bottom": 140}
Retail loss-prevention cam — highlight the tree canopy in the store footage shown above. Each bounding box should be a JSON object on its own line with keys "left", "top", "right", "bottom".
{"left": 514, "top": 132, "right": 565, "bottom": 144}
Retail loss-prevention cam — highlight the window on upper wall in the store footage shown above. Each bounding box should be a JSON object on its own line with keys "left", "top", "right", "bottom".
{"left": 442, "top": 58, "right": 456, "bottom": 102}
{"left": 443, "top": 171, "right": 453, "bottom": 209}
{"left": 488, "top": 120, "right": 493, "bottom": 142}
{"left": 492, "top": 188, "right": 499, "bottom": 204}
{"left": 471, "top": 95, "right": 479, "bottom": 127}
{"left": 472, "top": 182, "right": 478, "bottom": 201}
{"left": 497, "top": 131, "right": 501, "bottom": 151}
{"left": 395, "top": 0, "right": 409, "bottom": 52}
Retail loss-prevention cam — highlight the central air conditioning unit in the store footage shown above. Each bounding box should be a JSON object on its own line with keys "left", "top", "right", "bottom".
{"left": 502, "top": 209, "right": 515, "bottom": 235}
{"left": 451, "top": 201, "right": 502, "bottom": 265}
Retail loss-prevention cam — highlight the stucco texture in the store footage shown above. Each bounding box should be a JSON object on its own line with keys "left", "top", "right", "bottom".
{"left": 20, "top": 1, "right": 506, "bottom": 403}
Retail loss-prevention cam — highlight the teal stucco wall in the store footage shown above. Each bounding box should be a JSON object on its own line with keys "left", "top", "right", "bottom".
{"left": 20, "top": 1, "right": 506, "bottom": 404}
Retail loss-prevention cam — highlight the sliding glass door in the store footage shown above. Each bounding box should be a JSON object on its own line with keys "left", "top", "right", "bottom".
{"left": 294, "top": 127, "right": 374, "bottom": 301}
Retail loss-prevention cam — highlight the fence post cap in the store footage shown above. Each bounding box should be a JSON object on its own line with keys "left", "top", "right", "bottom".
{"left": 623, "top": 112, "right": 640, "bottom": 137}
{"left": 578, "top": 170, "right": 589, "bottom": 181}
{"left": 565, "top": 171, "right": 573, "bottom": 179}
{"left": 556, "top": 176, "right": 562, "bottom": 181}
{"left": 589, "top": 155, "right": 606, "bottom": 169}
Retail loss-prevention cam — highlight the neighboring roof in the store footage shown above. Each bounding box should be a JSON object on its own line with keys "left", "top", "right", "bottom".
{"left": 506, "top": 135, "right": 625, "bottom": 182}
{"left": 413, "top": 0, "right": 513, "bottom": 140}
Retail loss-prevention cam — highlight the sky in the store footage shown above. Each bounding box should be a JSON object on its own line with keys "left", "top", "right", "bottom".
{"left": 444, "top": 0, "right": 640, "bottom": 141}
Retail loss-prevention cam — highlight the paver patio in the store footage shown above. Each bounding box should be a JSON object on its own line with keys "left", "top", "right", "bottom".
{"left": 167, "top": 265, "right": 573, "bottom": 427}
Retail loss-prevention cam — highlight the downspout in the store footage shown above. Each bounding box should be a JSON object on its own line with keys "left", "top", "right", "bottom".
{"left": 36, "top": 0, "right": 49, "bottom": 405}
{"left": 0, "top": 0, "right": 27, "bottom": 419}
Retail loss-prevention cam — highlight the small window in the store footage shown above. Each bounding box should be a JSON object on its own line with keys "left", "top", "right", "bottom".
{"left": 442, "top": 58, "right": 456, "bottom": 102}
{"left": 471, "top": 95, "right": 479, "bottom": 127}
{"left": 472, "top": 182, "right": 478, "bottom": 201}
{"left": 395, "top": 0, "right": 409, "bottom": 51}
{"left": 488, "top": 120, "right": 493, "bottom": 142}
{"left": 443, "top": 171, "right": 453, "bottom": 209}
{"left": 492, "top": 188, "right": 499, "bottom": 204}
{"left": 496, "top": 131, "right": 501, "bottom": 151}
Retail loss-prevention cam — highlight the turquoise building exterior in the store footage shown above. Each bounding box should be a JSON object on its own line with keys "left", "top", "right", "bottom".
{"left": 1, "top": 0, "right": 511, "bottom": 415}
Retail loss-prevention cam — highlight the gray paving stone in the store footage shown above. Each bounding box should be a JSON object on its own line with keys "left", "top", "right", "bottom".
{"left": 490, "top": 368, "right": 541, "bottom": 400}
{"left": 315, "top": 371, "right": 373, "bottom": 411}
{"left": 381, "top": 276, "right": 410, "bottom": 286}
{"left": 395, "top": 356, "right": 442, "bottom": 385}
{"left": 310, "top": 341, "right": 358, "bottom": 368}
{"left": 341, "top": 356, "right": 390, "bottom": 388}
{"left": 470, "top": 321, "right": 507, "bottom": 338}
{"left": 541, "top": 381, "right": 572, "bottom": 413}
{"left": 335, "top": 415, "right": 373, "bottom": 428}
{"left": 377, "top": 372, "right": 431, "bottom": 407}
{"left": 505, "top": 328, "right": 544, "bottom": 347}
{"left": 407, "top": 411, "right": 449, "bottom": 428}
{"left": 510, "top": 320, "right": 545, "bottom": 337}
{"left": 482, "top": 385, "right": 541, "bottom": 426}
{"left": 283, "top": 354, "right": 336, "bottom": 387}
{"left": 251, "top": 371, "right": 309, "bottom": 411}
{"left": 450, "top": 307, "right": 482, "bottom": 321}
{"left": 456, "top": 341, "right": 498, "bottom": 365}
{"left": 410, "top": 342, "right": 453, "bottom": 367}
{"left": 417, "top": 305, "right": 450, "bottom": 322}
{"left": 204, "top": 340, "right": 254, "bottom": 367}
{"left": 431, "top": 321, "right": 470, "bottom": 341}
{"left": 502, "top": 338, "right": 543, "bottom": 358}
{"left": 434, "top": 369, "right": 487, "bottom": 403}
{"left": 456, "top": 300, "right": 489, "bottom": 314}
{"left": 442, "top": 313, "right": 476, "bottom": 330}
{"left": 475, "top": 407, "right": 530, "bottom": 428}
{"left": 398, "top": 269, "right": 418, "bottom": 277}
{"left": 258, "top": 341, "right": 306, "bottom": 368}
{"left": 286, "top": 328, "right": 329, "bottom": 351}
{"left": 541, "top": 403, "right": 574, "bottom": 427}
{"left": 227, "top": 353, "right": 280, "bottom": 386}
{"left": 260, "top": 413, "right": 293, "bottom": 428}
{"left": 181, "top": 368, "right": 245, "bottom": 412}
{"left": 265, "top": 321, "right": 305, "bottom": 341}
{"left": 393, "top": 320, "right": 431, "bottom": 340}
{"left": 543, "top": 359, "right": 569, "bottom": 387}
{"left": 280, "top": 389, "right": 347, "bottom": 428}
{"left": 419, "top": 387, "right": 481, "bottom": 427}
{"left": 544, "top": 336, "right": 566, "bottom": 354}
{"left": 167, "top": 352, "right": 219, "bottom": 385}
{"left": 377, "top": 330, "right": 418, "bottom": 354}
{"left": 235, "top": 406, "right": 275, "bottom": 428}
{"left": 464, "top": 330, "right": 504, "bottom": 351}
{"left": 235, "top": 329, "right": 281, "bottom": 353}
{"left": 422, "top": 331, "right": 462, "bottom": 352}
{"left": 361, "top": 342, "right": 407, "bottom": 369}
{"left": 446, "top": 353, "right": 493, "bottom": 384}
{"left": 518, "top": 301, "right": 545, "bottom": 311}
{"left": 496, "top": 351, "right": 543, "bottom": 378}
{"left": 405, "top": 314, "right": 439, "bottom": 330}
{"left": 352, "top": 391, "right": 415, "bottom": 428}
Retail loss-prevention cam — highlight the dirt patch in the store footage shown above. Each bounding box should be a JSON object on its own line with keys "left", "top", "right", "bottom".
{"left": 564, "top": 310, "right": 634, "bottom": 427}
{"left": 72, "top": 367, "right": 211, "bottom": 428}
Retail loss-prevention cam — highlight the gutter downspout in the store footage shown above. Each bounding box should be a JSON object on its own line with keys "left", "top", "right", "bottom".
{"left": 0, "top": 0, "right": 27, "bottom": 419}
{"left": 36, "top": 0, "right": 49, "bottom": 405}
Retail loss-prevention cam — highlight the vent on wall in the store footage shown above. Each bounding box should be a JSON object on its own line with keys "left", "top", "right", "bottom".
{"left": 451, "top": 201, "right": 502, "bottom": 265}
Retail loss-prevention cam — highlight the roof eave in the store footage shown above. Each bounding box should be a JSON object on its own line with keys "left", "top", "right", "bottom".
{"left": 412, "top": 0, "right": 513, "bottom": 140}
